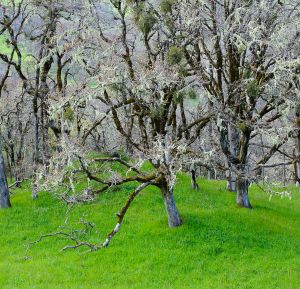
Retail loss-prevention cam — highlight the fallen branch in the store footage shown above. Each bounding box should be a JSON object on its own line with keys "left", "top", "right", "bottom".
{"left": 28, "top": 180, "right": 156, "bottom": 253}
{"left": 102, "top": 180, "right": 155, "bottom": 247}
{"left": 9, "top": 178, "right": 30, "bottom": 189}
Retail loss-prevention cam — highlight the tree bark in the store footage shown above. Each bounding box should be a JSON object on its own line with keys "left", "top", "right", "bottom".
{"left": 295, "top": 109, "right": 300, "bottom": 186}
{"left": 160, "top": 181, "right": 182, "bottom": 227}
{"left": 32, "top": 182, "right": 38, "bottom": 199}
{"left": 227, "top": 178, "right": 236, "bottom": 192}
{"left": 236, "top": 174, "right": 252, "bottom": 208}
{"left": 295, "top": 163, "right": 300, "bottom": 187}
{"left": 226, "top": 168, "right": 236, "bottom": 192}
{"left": 190, "top": 164, "right": 199, "bottom": 190}
{"left": 32, "top": 88, "right": 39, "bottom": 199}
{"left": 0, "top": 141, "right": 11, "bottom": 208}
{"left": 226, "top": 124, "right": 239, "bottom": 191}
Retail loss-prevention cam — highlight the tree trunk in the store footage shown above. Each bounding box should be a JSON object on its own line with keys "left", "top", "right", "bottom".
{"left": 207, "top": 169, "right": 215, "bottom": 180}
{"left": 32, "top": 92, "right": 39, "bottom": 199}
{"left": 160, "top": 181, "right": 182, "bottom": 227}
{"left": 295, "top": 117, "right": 300, "bottom": 186}
{"left": 32, "top": 182, "right": 38, "bottom": 199}
{"left": 15, "top": 161, "right": 23, "bottom": 188}
{"left": 226, "top": 169, "right": 236, "bottom": 192}
{"left": 190, "top": 164, "right": 199, "bottom": 190}
{"left": 226, "top": 124, "right": 239, "bottom": 191}
{"left": 236, "top": 174, "right": 252, "bottom": 208}
{"left": 295, "top": 162, "right": 300, "bottom": 187}
{"left": 41, "top": 101, "right": 49, "bottom": 164}
{"left": 4, "top": 145, "right": 13, "bottom": 182}
{"left": 0, "top": 141, "right": 11, "bottom": 208}
{"left": 227, "top": 178, "right": 236, "bottom": 192}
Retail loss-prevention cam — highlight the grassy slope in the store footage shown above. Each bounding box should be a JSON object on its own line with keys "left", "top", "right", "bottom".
{"left": 0, "top": 175, "right": 299, "bottom": 289}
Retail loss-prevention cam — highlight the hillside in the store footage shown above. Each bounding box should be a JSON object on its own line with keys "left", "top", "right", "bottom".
{"left": 0, "top": 175, "right": 299, "bottom": 289}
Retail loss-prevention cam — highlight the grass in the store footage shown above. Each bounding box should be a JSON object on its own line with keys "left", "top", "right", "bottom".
{"left": 0, "top": 175, "right": 300, "bottom": 289}
{"left": 0, "top": 33, "right": 32, "bottom": 68}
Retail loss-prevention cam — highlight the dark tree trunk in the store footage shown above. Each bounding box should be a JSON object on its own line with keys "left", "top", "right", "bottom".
{"left": 0, "top": 141, "right": 11, "bottom": 208}
{"left": 190, "top": 164, "right": 199, "bottom": 190}
{"left": 32, "top": 94, "right": 39, "bottom": 200}
{"left": 191, "top": 169, "right": 199, "bottom": 190}
{"left": 16, "top": 177, "right": 22, "bottom": 188}
{"left": 160, "top": 181, "right": 182, "bottom": 227}
{"left": 236, "top": 175, "right": 252, "bottom": 208}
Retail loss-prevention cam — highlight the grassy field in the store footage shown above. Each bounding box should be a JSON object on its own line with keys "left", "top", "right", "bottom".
{"left": 0, "top": 175, "right": 299, "bottom": 289}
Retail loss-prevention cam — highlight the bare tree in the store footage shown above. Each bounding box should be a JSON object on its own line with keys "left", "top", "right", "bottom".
{"left": 0, "top": 0, "right": 23, "bottom": 208}
{"left": 0, "top": 0, "right": 75, "bottom": 198}
{"left": 176, "top": 0, "right": 300, "bottom": 207}
{"left": 0, "top": 139, "right": 10, "bottom": 208}
{"left": 35, "top": 0, "right": 211, "bottom": 250}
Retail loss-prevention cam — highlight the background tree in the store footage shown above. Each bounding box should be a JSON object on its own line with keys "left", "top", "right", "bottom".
{"left": 176, "top": 0, "right": 300, "bottom": 208}
{"left": 0, "top": 0, "right": 23, "bottom": 208}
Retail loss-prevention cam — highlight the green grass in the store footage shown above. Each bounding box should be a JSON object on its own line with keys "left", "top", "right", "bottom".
{"left": 0, "top": 175, "right": 300, "bottom": 289}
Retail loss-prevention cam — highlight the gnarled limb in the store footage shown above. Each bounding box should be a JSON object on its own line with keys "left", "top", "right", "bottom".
{"left": 93, "top": 157, "right": 144, "bottom": 175}
{"left": 102, "top": 180, "right": 155, "bottom": 247}
{"left": 29, "top": 180, "right": 156, "bottom": 252}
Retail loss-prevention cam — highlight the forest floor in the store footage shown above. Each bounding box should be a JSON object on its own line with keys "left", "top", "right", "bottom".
{"left": 0, "top": 175, "right": 300, "bottom": 289}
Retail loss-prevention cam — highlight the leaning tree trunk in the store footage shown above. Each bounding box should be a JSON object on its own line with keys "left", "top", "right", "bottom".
{"left": 160, "top": 180, "right": 182, "bottom": 227}
{"left": 236, "top": 174, "right": 252, "bottom": 209}
{"left": 0, "top": 141, "right": 11, "bottom": 208}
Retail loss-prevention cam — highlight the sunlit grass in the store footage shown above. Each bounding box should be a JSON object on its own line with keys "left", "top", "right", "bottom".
{"left": 0, "top": 175, "right": 299, "bottom": 289}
